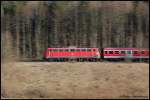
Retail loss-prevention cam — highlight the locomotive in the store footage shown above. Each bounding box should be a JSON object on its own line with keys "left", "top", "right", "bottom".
{"left": 43, "top": 47, "right": 100, "bottom": 61}
{"left": 43, "top": 47, "right": 149, "bottom": 62}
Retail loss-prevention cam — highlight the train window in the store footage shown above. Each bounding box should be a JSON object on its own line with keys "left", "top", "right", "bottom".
{"left": 59, "top": 49, "right": 63, "bottom": 52}
{"left": 77, "top": 49, "right": 80, "bottom": 52}
{"left": 71, "top": 49, "right": 75, "bottom": 52}
{"left": 105, "top": 51, "right": 107, "bottom": 54}
{"left": 53, "top": 49, "right": 58, "bottom": 52}
{"left": 115, "top": 51, "right": 119, "bottom": 54}
{"left": 127, "top": 51, "right": 131, "bottom": 54}
{"left": 133, "top": 51, "right": 138, "bottom": 54}
{"left": 87, "top": 49, "right": 91, "bottom": 52}
{"left": 82, "top": 49, "right": 86, "bottom": 52}
{"left": 109, "top": 51, "right": 113, "bottom": 54}
{"left": 93, "top": 49, "right": 96, "bottom": 52}
{"left": 65, "top": 49, "right": 69, "bottom": 52}
{"left": 141, "top": 51, "right": 145, "bottom": 54}
{"left": 121, "top": 51, "right": 125, "bottom": 54}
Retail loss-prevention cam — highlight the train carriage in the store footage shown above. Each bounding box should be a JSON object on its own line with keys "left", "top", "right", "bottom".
{"left": 43, "top": 47, "right": 100, "bottom": 61}
{"left": 103, "top": 48, "right": 149, "bottom": 61}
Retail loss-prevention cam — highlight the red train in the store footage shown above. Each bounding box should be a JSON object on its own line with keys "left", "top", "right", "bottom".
{"left": 43, "top": 47, "right": 149, "bottom": 62}
{"left": 103, "top": 48, "right": 149, "bottom": 61}
{"left": 43, "top": 47, "right": 100, "bottom": 61}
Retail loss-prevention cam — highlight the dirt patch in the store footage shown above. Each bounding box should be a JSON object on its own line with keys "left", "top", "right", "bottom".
{"left": 1, "top": 62, "right": 149, "bottom": 99}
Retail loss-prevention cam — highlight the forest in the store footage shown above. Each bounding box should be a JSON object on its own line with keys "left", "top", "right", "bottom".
{"left": 1, "top": 1, "right": 149, "bottom": 61}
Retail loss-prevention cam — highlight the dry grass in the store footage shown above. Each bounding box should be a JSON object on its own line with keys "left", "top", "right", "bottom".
{"left": 1, "top": 62, "right": 149, "bottom": 99}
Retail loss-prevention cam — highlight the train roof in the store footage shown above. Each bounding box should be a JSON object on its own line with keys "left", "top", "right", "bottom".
{"left": 104, "top": 48, "right": 149, "bottom": 50}
{"left": 47, "top": 47, "right": 98, "bottom": 49}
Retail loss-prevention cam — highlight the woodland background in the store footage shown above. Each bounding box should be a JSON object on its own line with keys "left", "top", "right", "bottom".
{"left": 1, "top": 1, "right": 149, "bottom": 61}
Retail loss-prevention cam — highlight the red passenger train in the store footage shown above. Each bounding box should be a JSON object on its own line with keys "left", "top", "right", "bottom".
{"left": 43, "top": 47, "right": 100, "bottom": 61}
{"left": 43, "top": 47, "right": 149, "bottom": 62}
{"left": 103, "top": 48, "right": 149, "bottom": 61}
